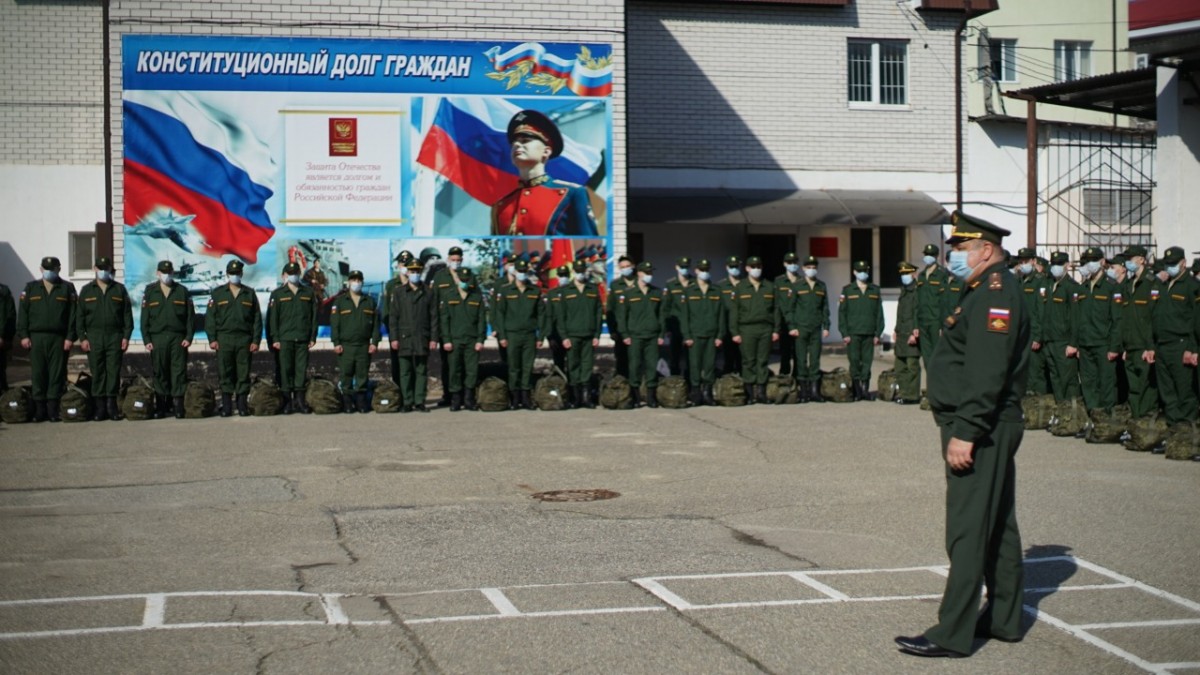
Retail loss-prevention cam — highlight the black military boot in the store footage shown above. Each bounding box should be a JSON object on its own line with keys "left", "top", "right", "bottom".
{"left": 450, "top": 392, "right": 462, "bottom": 412}
{"left": 647, "top": 386, "right": 659, "bottom": 408}
{"left": 630, "top": 388, "right": 641, "bottom": 408}
{"left": 744, "top": 384, "right": 755, "bottom": 405}
{"left": 295, "top": 391, "right": 311, "bottom": 414}
{"left": 563, "top": 387, "right": 576, "bottom": 410}
{"left": 464, "top": 388, "right": 477, "bottom": 411}
{"left": 522, "top": 390, "right": 536, "bottom": 411}
{"left": 94, "top": 397, "right": 110, "bottom": 421}
{"left": 810, "top": 380, "right": 824, "bottom": 403}
{"left": 47, "top": 399, "right": 62, "bottom": 422}
{"left": 236, "top": 394, "right": 250, "bottom": 417}
{"left": 755, "top": 384, "right": 769, "bottom": 404}
{"left": 581, "top": 385, "right": 595, "bottom": 409}
{"left": 342, "top": 393, "right": 355, "bottom": 414}
{"left": 281, "top": 392, "right": 294, "bottom": 415}
{"left": 31, "top": 400, "right": 46, "bottom": 423}
{"left": 108, "top": 397, "right": 123, "bottom": 421}
{"left": 218, "top": 393, "right": 232, "bottom": 417}
{"left": 357, "top": 391, "right": 372, "bottom": 413}
{"left": 861, "top": 380, "right": 875, "bottom": 401}
{"left": 173, "top": 396, "right": 186, "bottom": 419}
{"left": 703, "top": 384, "right": 716, "bottom": 406}
{"left": 795, "top": 380, "right": 809, "bottom": 404}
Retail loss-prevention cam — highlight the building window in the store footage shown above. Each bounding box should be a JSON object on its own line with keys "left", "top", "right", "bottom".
{"left": 1055, "top": 40, "right": 1092, "bottom": 82}
{"left": 1083, "top": 188, "right": 1151, "bottom": 227}
{"left": 986, "top": 38, "right": 1018, "bottom": 83}
{"left": 69, "top": 232, "right": 95, "bottom": 276}
{"left": 848, "top": 40, "right": 908, "bottom": 106}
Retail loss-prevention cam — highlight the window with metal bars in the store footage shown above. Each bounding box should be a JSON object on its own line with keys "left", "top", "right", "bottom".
{"left": 848, "top": 40, "right": 908, "bottom": 106}
{"left": 1083, "top": 188, "right": 1151, "bottom": 227}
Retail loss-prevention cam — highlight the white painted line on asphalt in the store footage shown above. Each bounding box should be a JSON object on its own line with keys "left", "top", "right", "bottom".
{"left": 141, "top": 594, "right": 165, "bottom": 628}
{"left": 632, "top": 578, "right": 695, "bottom": 610}
{"left": 787, "top": 572, "right": 851, "bottom": 601}
{"left": 0, "top": 620, "right": 394, "bottom": 641}
{"left": 1077, "top": 618, "right": 1200, "bottom": 630}
{"left": 320, "top": 594, "right": 350, "bottom": 625}
{"left": 405, "top": 606, "right": 667, "bottom": 625}
{"left": 1025, "top": 606, "right": 1170, "bottom": 675}
{"left": 1071, "top": 557, "right": 1200, "bottom": 614}
{"left": 480, "top": 588, "right": 521, "bottom": 616}
{"left": 1026, "top": 583, "right": 1134, "bottom": 594}
{"left": 1153, "top": 662, "right": 1200, "bottom": 671}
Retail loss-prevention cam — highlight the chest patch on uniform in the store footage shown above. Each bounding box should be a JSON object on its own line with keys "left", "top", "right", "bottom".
{"left": 987, "top": 307, "right": 1011, "bottom": 333}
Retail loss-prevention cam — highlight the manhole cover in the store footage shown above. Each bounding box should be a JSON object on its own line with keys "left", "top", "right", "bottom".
{"left": 530, "top": 489, "right": 621, "bottom": 502}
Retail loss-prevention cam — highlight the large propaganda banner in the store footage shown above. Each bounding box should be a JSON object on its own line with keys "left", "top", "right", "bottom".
{"left": 122, "top": 35, "right": 614, "bottom": 338}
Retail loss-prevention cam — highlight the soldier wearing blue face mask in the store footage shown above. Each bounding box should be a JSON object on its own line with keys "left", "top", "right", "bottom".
{"left": 1038, "top": 251, "right": 1081, "bottom": 403}
{"left": 1147, "top": 246, "right": 1200, "bottom": 431}
{"left": 16, "top": 256, "right": 78, "bottom": 422}
{"left": 663, "top": 256, "right": 692, "bottom": 380}
{"left": 605, "top": 256, "right": 637, "bottom": 379}
{"left": 787, "top": 255, "right": 831, "bottom": 402}
{"left": 1015, "top": 247, "right": 1050, "bottom": 395}
{"left": 916, "top": 244, "right": 950, "bottom": 382}
{"left": 774, "top": 252, "right": 804, "bottom": 378}
{"left": 205, "top": 259, "right": 263, "bottom": 417}
{"left": 1067, "top": 247, "right": 1122, "bottom": 417}
{"left": 838, "top": 260, "right": 884, "bottom": 401}
{"left": 716, "top": 255, "right": 744, "bottom": 376}
{"left": 893, "top": 261, "right": 921, "bottom": 404}
{"left": 494, "top": 259, "right": 544, "bottom": 410}
{"left": 1117, "top": 245, "right": 1158, "bottom": 418}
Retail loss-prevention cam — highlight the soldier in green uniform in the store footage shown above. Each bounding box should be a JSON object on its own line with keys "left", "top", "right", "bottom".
{"left": 440, "top": 267, "right": 487, "bottom": 411}
{"left": 1039, "top": 252, "right": 1081, "bottom": 402}
{"left": 205, "top": 259, "right": 263, "bottom": 417}
{"left": 1015, "top": 247, "right": 1049, "bottom": 394}
{"left": 76, "top": 257, "right": 133, "bottom": 420}
{"left": 0, "top": 281, "right": 14, "bottom": 392}
{"left": 774, "top": 253, "right": 803, "bottom": 377}
{"left": 16, "top": 256, "right": 77, "bottom": 422}
{"left": 267, "top": 261, "right": 317, "bottom": 414}
{"left": 1107, "top": 254, "right": 1129, "bottom": 405}
{"left": 494, "top": 259, "right": 544, "bottom": 410}
{"left": 730, "top": 255, "right": 779, "bottom": 404}
{"left": 916, "top": 244, "right": 950, "bottom": 380}
{"left": 680, "top": 259, "right": 726, "bottom": 406}
{"left": 893, "top": 261, "right": 921, "bottom": 404}
{"left": 331, "top": 270, "right": 380, "bottom": 413}
{"left": 553, "top": 259, "right": 603, "bottom": 408}
{"left": 663, "top": 257, "right": 692, "bottom": 378}
{"left": 788, "top": 255, "right": 831, "bottom": 403}
{"left": 1148, "top": 246, "right": 1199, "bottom": 429}
{"left": 619, "top": 261, "right": 666, "bottom": 408}
{"left": 141, "top": 260, "right": 195, "bottom": 420}
{"left": 838, "top": 260, "right": 884, "bottom": 401}
{"left": 896, "top": 212, "right": 1029, "bottom": 659}
{"left": 1068, "top": 247, "right": 1122, "bottom": 414}
{"left": 389, "top": 255, "right": 439, "bottom": 413}
{"left": 716, "top": 256, "right": 745, "bottom": 376}
{"left": 1118, "top": 245, "right": 1158, "bottom": 418}
{"left": 606, "top": 256, "right": 637, "bottom": 378}
{"left": 430, "top": 246, "right": 465, "bottom": 408}
{"left": 381, "top": 252, "right": 410, "bottom": 390}
{"left": 545, "top": 264, "right": 572, "bottom": 374}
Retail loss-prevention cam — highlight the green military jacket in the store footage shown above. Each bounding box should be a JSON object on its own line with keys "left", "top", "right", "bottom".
{"left": 716, "top": 277, "right": 744, "bottom": 334}
{"left": 0, "top": 283, "right": 16, "bottom": 343}
{"left": 1151, "top": 272, "right": 1200, "bottom": 349}
{"left": 1119, "top": 269, "right": 1156, "bottom": 350}
{"left": 553, "top": 281, "right": 603, "bottom": 339}
{"left": 942, "top": 276, "right": 965, "bottom": 320}
{"left": 17, "top": 278, "right": 78, "bottom": 339}
{"left": 440, "top": 286, "right": 488, "bottom": 344}
{"left": 1037, "top": 275, "right": 1078, "bottom": 343}
{"left": 617, "top": 283, "right": 666, "bottom": 339}
{"left": 773, "top": 272, "right": 803, "bottom": 333}
{"left": 916, "top": 264, "right": 951, "bottom": 329}
{"left": 388, "top": 282, "right": 439, "bottom": 356}
{"left": 786, "top": 277, "right": 830, "bottom": 333}
{"left": 267, "top": 283, "right": 318, "bottom": 344}
{"left": 729, "top": 279, "right": 779, "bottom": 335}
{"left": 379, "top": 275, "right": 404, "bottom": 340}
{"left": 894, "top": 281, "right": 919, "bottom": 358}
{"left": 330, "top": 292, "right": 381, "bottom": 345}
{"left": 664, "top": 276, "right": 692, "bottom": 324}
{"left": 140, "top": 282, "right": 195, "bottom": 340}
{"left": 76, "top": 280, "right": 134, "bottom": 341}
{"left": 494, "top": 282, "right": 543, "bottom": 339}
{"left": 205, "top": 283, "right": 263, "bottom": 342}
{"left": 838, "top": 281, "right": 884, "bottom": 337}
{"left": 680, "top": 282, "right": 726, "bottom": 340}
{"left": 1018, "top": 272, "right": 1049, "bottom": 347}
{"left": 606, "top": 276, "right": 637, "bottom": 336}
{"left": 1071, "top": 274, "right": 1122, "bottom": 351}
{"left": 928, "top": 264, "right": 1030, "bottom": 442}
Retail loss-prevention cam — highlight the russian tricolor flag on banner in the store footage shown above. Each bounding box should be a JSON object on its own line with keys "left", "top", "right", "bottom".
{"left": 123, "top": 91, "right": 277, "bottom": 263}
{"left": 416, "top": 97, "right": 603, "bottom": 207}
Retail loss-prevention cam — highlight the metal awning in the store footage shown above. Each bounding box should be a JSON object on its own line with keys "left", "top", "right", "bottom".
{"left": 1011, "top": 68, "right": 1160, "bottom": 120}
{"left": 629, "top": 188, "right": 950, "bottom": 227}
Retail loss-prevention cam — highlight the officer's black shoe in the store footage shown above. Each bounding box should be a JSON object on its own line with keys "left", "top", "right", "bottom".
{"left": 236, "top": 394, "right": 250, "bottom": 417}
{"left": 508, "top": 392, "right": 519, "bottom": 411}
{"left": 356, "top": 392, "right": 372, "bottom": 413}
{"left": 31, "top": 400, "right": 46, "bottom": 423}
{"left": 1191, "top": 453, "right": 1200, "bottom": 462}
{"left": 281, "top": 394, "right": 294, "bottom": 415}
{"left": 647, "top": 387, "right": 659, "bottom": 408}
{"left": 449, "top": 392, "right": 462, "bottom": 412}
{"left": 703, "top": 385, "right": 716, "bottom": 407}
{"left": 809, "top": 381, "right": 824, "bottom": 403}
{"left": 414, "top": 402, "right": 429, "bottom": 413}
{"left": 47, "top": 400, "right": 62, "bottom": 422}
{"left": 464, "top": 389, "right": 477, "bottom": 411}
{"left": 94, "top": 399, "right": 109, "bottom": 421}
{"left": 295, "top": 392, "right": 311, "bottom": 414}
{"left": 744, "top": 384, "right": 755, "bottom": 405}
{"left": 522, "top": 390, "right": 536, "bottom": 411}
{"left": 796, "top": 380, "right": 808, "bottom": 404}
{"left": 894, "top": 635, "right": 966, "bottom": 658}
{"left": 755, "top": 385, "right": 769, "bottom": 404}
{"left": 219, "top": 393, "right": 233, "bottom": 417}
{"left": 107, "top": 397, "right": 122, "bottom": 421}
{"left": 173, "top": 396, "right": 185, "bottom": 419}
{"left": 861, "top": 381, "right": 875, "bottom": 401}
{"left": 630, "top": 388, "right": 641, "bottom": 408}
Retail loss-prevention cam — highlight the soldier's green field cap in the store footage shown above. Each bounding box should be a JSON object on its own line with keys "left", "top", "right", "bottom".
{"left": 898, "top": 261, "right": 918, "bottom": 273}
{"left": 745, "top": 256, "right": 763, "bottom": 267}
{"left": 226, "top": 259, "right": 245, "bottom": 274}
{"left": 923, "top": 244, "right": 940, "bottom": 256}
{"left": 946, "top": 211, "right": 1010, "bottom": 245}
{"left": 557, "top": 264, "right": 571, "bottom": 277}
{"left": 1191, "top": 258, "right": 1200, "bottom": 274}
{"left": 852, "top": 260, "right": 871, "bottom": 272}
{"left": 572, "top": 260, "right": 588, "bottom": 273}
{"left": 1162, "top": 246, "right": 1186, "bottom": 264}
{"left": 726, "top": 255, "right": 742, "bottom": 267}
{"left": 1049, "top": 251, "right": 1069, "bottom": 265}
{"left": 695, "top": 258, "right": 711, "bottom": 270}
{"left": 1110, "top": 254, "right": 1127, "bottom": 266}
{"left": 513, "top": 259, "right": 530, "bottom": 273}
{"left": 1122, "top": 244, "right": 1148, "bottom": 258}
{"left": 157, "top": 260, "right": 174, "bottom": 274}
{"left": 40, "top": 256, "right": 61, "bottom": 270}
{"left": 676, "top": 256, "right": 691, "bottom": 268}
{"left": 282, "top": 261, "right": 301, "bottom": 275}
{"left": 348, "top": 270, "right": 364, "bottom": 280}
{"left": 448, "top": 246, "right": 463, "bottom": 257}
{"left": 1017, "top": 247, "right": 1037, "bottom": 259}
{"left": 637, "top": 261, "right": 654, "bottom": 273}
{"left": 803, "top": 255, "right": 819, "bottom": 266}
{"left": 783, "top": 252, "right": 798, "bottom": 263}
{"left": 1080, "top": 246, "right": 1104, "bottom": 261}
{"left": 1152, "top": 259, "right": 1166, "bottom": 272}
{"left": 94, "top": 256, "right": 113, "bottom": 270}
{"left": 1037, "top": 256, "right": 1049, "bottom": 267}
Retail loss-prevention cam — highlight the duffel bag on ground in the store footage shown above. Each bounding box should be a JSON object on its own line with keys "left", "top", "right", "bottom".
{"left": 476, "top": 376, "right": 511, "bottom": 412}
{"left": 656, "top": 375, "right": 690, "bottom": 409}
{"left": 876, "top": 369, "right": 898, "bottom": 403}
{"left": 766, "top": 374, "right": 798, "bottom": 405}
{"left": 1048, "top": 398, "right": 1086, "bottom": 437}
{"left": 306, "top": 377, "right": 343, "bottom": 415}
{"left": 0, "top": 386, "right": 32, "bottom": 424}
{"left": 183, "top": 380, "right": 217, "bottom": 418}
{"left": 120, "top": 377, "right": 156, "bottom": 421}
{"left": 534, "top": 373, "right": 570, "bottom": 411}
{"left": 1021, "top": 393, "right": 1056, "bottom": 430}
{"left": 60, "top": 380, "right": 92, "bottom": 423}
{"left": 248, "top": 378, "right": 283, "bottom": 417}
{"left": 1124, "top": 413, "right": 1168, "bottom": 452}
{"left": 372, "top": 379, "right": 402, "bottom": 413}
{"left": 819, "top": 368, "right": 854, "bottom": 403}
{"left": 713, "top": 373, "right": 747, "bottom": 407}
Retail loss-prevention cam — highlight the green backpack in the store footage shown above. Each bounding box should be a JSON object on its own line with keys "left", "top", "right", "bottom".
{"left": 1085, "top": 408, "right": 1127, "bottom": 444}
{"left": 1, "top": 386, "right": 32, "bottom": 424}
{"left": 876, "top": 369, "right": 899, "bottom": 402}
{"left": 1164, "top": 421, "right": 1200, "bottom": 460}
{"left": 248, "top": 378, "right": 283, "bottom": 416}
{"left": 599, "top": 375, "right": 633, "bottom": 410}
{"left": 765, "top": 374, "right": 798, "bottom": 405}
{"left": 819, "top": 368, "right": 854, "bottom": 403}
{"left": 372, "top": 379, "right": 402, "bottom": 413}
{"left": 184, "top": 380, "right": 217, "bottom": 418}
{"left": 656, "top": 375, "right": 690, "bottom": 409}
{"left": 713, "top": 373, "right": 747, "bottom": 407}
{"left": 306, "top": 377, "right": 343, "bottom": 415}
{"left": 1048, "top": 398, "right": 1087, "bottom": 437}
{"left": 533, "top": 373, "right": 570, "bottom": 411}
{"left": 1124, "top": 413, "right": 1168, "bottom": 452}
{"left": 120, "top": 377, "right": 157, "bottom": 421}
{"left": 60, "top": 381, "right": 92, "bottom": 423}
{"left": 1021, "top": 394, "right": 1056, "bottom": 430}
{"left": 476, "top": 376, "right": 511, "bottom": 412}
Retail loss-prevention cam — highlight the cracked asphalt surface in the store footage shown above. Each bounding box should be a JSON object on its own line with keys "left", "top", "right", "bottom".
{"left": 1, "top": 355, "right": 1198, "bottom": 674}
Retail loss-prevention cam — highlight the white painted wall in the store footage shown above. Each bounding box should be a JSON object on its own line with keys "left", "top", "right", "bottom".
{"left": 1153, "top": 65, "right": 1200, "bottom": 255}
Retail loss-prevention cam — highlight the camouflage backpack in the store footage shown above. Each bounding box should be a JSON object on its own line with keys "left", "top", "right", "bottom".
{"left": 656, "top": 375, "right": 690, "bottom": 409}
{"left": 713, "top": 374, "right": 747, "bottom": 407}
{"left": 1021, "top": 394, "right": 1056, "bottom": 430}
{"left": 372, "top": 379, "right": 402, "bottom": 413}
{"left": 1085, "top": 408, "right": 1127, "bottom": 444}
{"left": 876, "top": 369, "right": 899, "bottom": 403}
{"left": 60, "top": 381, "right": 92, "bottom": 423}
{"left": 306, "top": 377, "right": 343, "bottom": 415}
{"left": 533, "top": 373, "right": 570, "bottom": 411}
{"left": 1164, "top": 421, "right": 1200, "bottom": 460}
{"left": 819, "top": 368, "right": 854, "bottom": 403}
{"left": 599, "top": 374, "right": 633, "bottom": 410}
{"left": 248, "top": 378, "right": 283, "bottom": 416}
{"left": 1123, "top": 413, "right": 1168, "bottom": 452}
{"left": 476, "top": 376, "right": 511, "bottom": 412}
{"left": 765, "top": 374, "right": 798, "bottom": 405}
{"left": 120, "top": 377, "right": 157, "bottom": 421}
{"left": 1048, "top": 398, "right": 1087, "bottom": 437}
{"left": 0, "top": 386, "right": 32, "bottom": 424}
{"left": 184, "top": 380, "right": 217, "bottom": 418}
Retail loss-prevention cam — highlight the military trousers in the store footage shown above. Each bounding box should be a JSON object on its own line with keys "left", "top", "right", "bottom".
{"left": 687, "top": 337, "right": 718, "bottom": 386}
{"left": 85, "top": 332, "right": 124, "bottom": 398}
{"left": 611, "top": 332, "right": 629, "bottom": 378}
{"left": 794, "top": 329, "right": 823, "bottom": 381}
{"left": 1154, "top": 339, "right": 1198, "bottom": 425}
{"left": 277, "top": 340, "right": 310, "bottom": 393}
{"left": 925, "top": 420, "right": 1024, "bottom": 655}
{"left": 388, "top": 346, "right": 402, "bottom": 386}
{"left": 438, "top": 343, "right": 451, "bottom": 403}
{"left": 777, "top": 331, "right": 796, "bottom": 376}
{"left": 1026, "top": 347, "right": 1049, "bottom": 395}
{"left": 738, "top": 324, "right": 773, "bottom": 385}
{"left": 505, "top": 332, "right": 536, "bottom": 391}
{"left": 627, "top": 335, "right": 660, "bottom": 389}
{"left": 1124, "top": 349, "right": 1158, "bottom": 418}
{"left": 846, "top": 335, "right": 875, "bottom": 382}
{"left": 215, "top": 332, "right": 253, "bottom": 395}
{"left": 29, "top": 331, "right": 68, "bottom": 401}
{"left": 548, "top": 336, "right": 568, "bottom": 375}
{"left": 1043, "top": 341, "right": 1080, "bottom": 402}
{"left": 720, "top": 333, "right": 742, "bottom": 376}
{"left": 564, "top": 336, "right": 595, "bottom": 386}
{"left": 338, "top": 342, "right": 370, "bottom": 393}
{"left": 665, "top": 318, "right": 688, "bottom": 378}
{"left": 149, "top": 332, "right": 188, "bottom": 397}
{"left": 894, "top": 354, "right": 921, "bottom": 401}
{"left": 446, "top": 342, "right": 479, "bottom": 394}
{"left": 0, "top": 345, "right": 9, "bottom": 391}
{"left": 1078, "top": 345, "right": 1116, "bottom": 412}
{"left": 398, "top": 354, "right": 428, "bottom": 407}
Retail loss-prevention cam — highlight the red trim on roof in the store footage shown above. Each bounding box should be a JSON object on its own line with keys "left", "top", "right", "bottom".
{"left": 918, "top": 0, "right": 999, "bottom": 11}
{"left": 1130, "top": 0, "right": 1200, "bottom": 32}
{"left": 720, "top": 0, "right": 852, "bottom": 5}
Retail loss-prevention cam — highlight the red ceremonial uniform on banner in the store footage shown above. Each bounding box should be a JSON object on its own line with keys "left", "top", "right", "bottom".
{"left": 491, "top": 175, "right": 597, "bottom": 237}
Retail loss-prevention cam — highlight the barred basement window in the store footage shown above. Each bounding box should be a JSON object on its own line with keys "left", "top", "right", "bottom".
{"left": 848, "top": 40, "right": 908, "bottom": 106}
{"left": 1083, "top": 188, "right": 1151, "bottom": 227}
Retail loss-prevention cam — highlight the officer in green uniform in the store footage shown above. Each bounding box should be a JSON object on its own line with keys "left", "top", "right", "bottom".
{"left": 76, "top": 256, "right": 133, "bottom": 420}
{"left": 896, "top": 212, "right": 1029, "bottom": 659}
{"left": 774, "top": 253, "right": 803, "bottom": 377}
{"left": 0, "top": 281, "right": 14, "bottom": 392}
{"left": 680, "top": 259, "right": 726, "bottom": 406}
{"left": 545, "top": 264, "right": 571, "bottom": 374}
{"left": 1068, "top": 247, "right": 1122, "bottom": 414}
{"left": 267, "top": 261, "right": 317, "bottom": 414}
{"left": 1106, "top": 254, "right": 1129, "bottom": 405}
{"left": 787, "top": 255, "right": 831, "bottom": 403}
{"left": 893, "top": 261, "right": 921, "bottom": 404}
{"left": 1118, "top": 245, "right": 1158, "bottom": 418}
{"left": 205, "top": 259, "right": 263, "bottom": 417}
{"left": 389, "top": 255, "right": 439, "bottom": 413}
{"left": 606, "top": 256, "right": 637, "bottom": 378}
{"left": 716, "top": 255, "right": 745, "bottom": 376}
{"left": 730, "top": 255, "right": 779, "bottom": 404}
{"left": 440, "top": 267, "right": 487, "bottom": 411}
{"left": 381, "top": 252, "right": 409, "bottom": 389}
{"left": 16, "top": 256, "right": 77, "bottom": 422}
{"left": 494, "top": 259, "right": 544, "bottom": 410}
{"left": 663, "top": 256, "right": 692, "bottom": 378}
{"left": 1148, "top": 246, "right": 1199, "bottom": 428}
{"left": 1039, "top": 251, "right": 1081, "bottom": 402}
{"left": 431, "top": 246, "right": 465, "bottom": 408}
{"left": 1015, "top": 247, "right": 1050, "bottom": 394}
{"left": 619, "top": 261, "right": 666, "bottom": 408}
{"left": 553, "top": 259, "right": 603, "bottom": 408}
{"left": 331, "top": 270, "right": 380, "bottom": 413}
{"left": 141, "top": 260, "right": 195, "bottom": 420}
{"left": 839, "top": 260, "right": 884, "bottom": 401}
{"left": 916, "top": 244, "right": 950, "bottom": 378}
